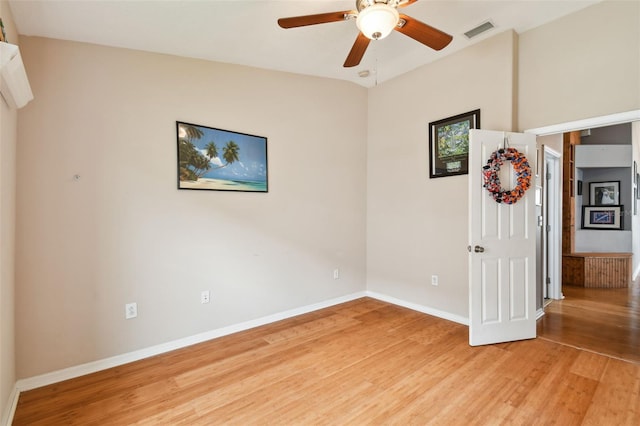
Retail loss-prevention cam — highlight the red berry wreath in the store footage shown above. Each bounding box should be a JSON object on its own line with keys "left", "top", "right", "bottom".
{"left": 482, "top": 147, "right": 532, "bottom": 204}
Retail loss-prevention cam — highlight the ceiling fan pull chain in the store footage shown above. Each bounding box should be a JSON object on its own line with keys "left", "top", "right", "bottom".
{"left": 375, "top": 53, "right": 378, "bottom": 86}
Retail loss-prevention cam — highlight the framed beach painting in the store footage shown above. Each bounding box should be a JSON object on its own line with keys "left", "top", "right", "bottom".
{"left": 177, "top": 121, "right": 268, "bottom": 192}
{"left": 428, "top": 109, "right": 480, "bottom": 178}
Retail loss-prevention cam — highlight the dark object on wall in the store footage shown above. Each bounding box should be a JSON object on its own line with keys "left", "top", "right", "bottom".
{"left": 577, "top": 180, "right": 582, "bottom": 196}
{"left": 0, "top": 18, "right": 6, "bottom": 42}
{"left": 429, "top": 109, "right": 480, "bottom": 178}
{"left": 177, "top": 121, "right": 268, "bottom": 192}
{"left": 582, "top": 205, "right": 623, "bottom": 230}
{"left": 589, "top": 180, "right": 619, "bottom": 205}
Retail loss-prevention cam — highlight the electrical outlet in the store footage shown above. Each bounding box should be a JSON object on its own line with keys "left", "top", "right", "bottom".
{"left": 431, "top": 275, "right": 439, "bottom": 286}
{"left": 201, "top": 290, "right": 210, "bottom": 304}
{"left": 333, "top": 268, "right": 340, "bottom": 280}
{"left": 125, "top": 302, "right": 137, "bottom": 319}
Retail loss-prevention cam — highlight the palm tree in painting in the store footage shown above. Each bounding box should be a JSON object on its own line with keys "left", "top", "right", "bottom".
{"left": 223, "top": 141, "right": 240, "bottom": 165}
{"left": 192, "top": 153, "right": 211, "bottom": 178}
{"left": 177, "top": 122, "right": 243, "bottom": 181}
{"left": 205, "top": 140, "right": 240, "bottom": 170}
{"left": 205, "top": 141, "right": 218, "bottom": 160}
{"left": 178, "top": 123, "right": 209, "bottom": 181}
{"left": 179, "top": 123, "right": 204, "bottom": 141}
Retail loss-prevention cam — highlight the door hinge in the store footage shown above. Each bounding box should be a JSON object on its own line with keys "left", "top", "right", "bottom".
{"left": 546, "top": 171, "right": 552, "bottom": 181}
{"left": 546, "top": 277, "right": 551, "bottom": 284}
{"left": 546, "top": 225, "right": 551, "bottom": 232}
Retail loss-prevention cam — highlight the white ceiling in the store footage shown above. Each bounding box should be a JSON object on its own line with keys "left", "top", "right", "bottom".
{"left": 8, "top": 0, "right": 601, "bottom": 88}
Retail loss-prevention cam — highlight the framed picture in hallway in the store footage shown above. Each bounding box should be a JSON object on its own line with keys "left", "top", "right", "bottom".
{"left": 589, "top": 181, "right": 619, "bottom": 206}
{"left": 428, "top": 109, "right": 480, "bottom": 178}
{"left": 177, "top": 121, "right": 268, "bottom": 192}
{"left": 582, "top": 205, "right": 623, "bottom": 230}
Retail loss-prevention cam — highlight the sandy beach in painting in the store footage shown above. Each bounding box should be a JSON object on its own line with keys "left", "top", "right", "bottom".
{"left": 180, "top": 178, "right": 266, "bottom": 192}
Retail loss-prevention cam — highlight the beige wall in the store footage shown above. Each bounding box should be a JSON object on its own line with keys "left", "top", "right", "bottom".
{"left": 519, "top": 0, "right": 640, "bottom": 131}
{"left": 537, "top": 134, "right": 563, "bottom": 156}
{"left": 15, "top": 37, "right": 367, "bottom": 378}
{"left": 9, "top": 0, "right": 640, "bottom": 386}
{"left": 366, "top": 30, "right": 518, "bottom": 319}
{"left": 0, "top": 0, "right": 19, "bottom": 421}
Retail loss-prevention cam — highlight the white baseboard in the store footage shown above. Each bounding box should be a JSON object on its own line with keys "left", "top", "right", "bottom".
{"left": 536, "top": 308, "right": 545, "bottom": 320}
{"left": 1, "top": 384, "right": 19, "bottom": 426}
{"left": 16, "top": 291, "right": 367, "bottom": 392}
{"left": 633, "top": 263, "right": 640, "bottom": 281}
{"left": 366, "top": 291, "right": 469, "bottom": 326}
{"left": 15, "top": 291, "right": 467, "bottom": 393}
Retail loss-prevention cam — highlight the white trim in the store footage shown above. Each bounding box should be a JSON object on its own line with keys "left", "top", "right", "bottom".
{"left": 544, "top": 147, "right": 563, "bottom": 301}
{"left": 367, "top": 291, "right": 469, "bottom": 326}
{"left": 1, "top": 385, "right": 19, "bottom": 426}
{"left": 15, "top": 291, "right": 468, "bottom": 392}
{"left": 16, "top": 291, "right": 367, "bottom": 391}
{"left": 525, "top": 110, "right": 640, "bottom": 136}
{"left": 634, "top": 263, "right": 640, "bottom": 281}
{"left": 536, "top": 308, "right": 545, "bottom": 320}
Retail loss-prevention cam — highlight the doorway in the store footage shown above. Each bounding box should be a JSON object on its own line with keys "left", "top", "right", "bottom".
{"left": 528, "top": 110, "right": 640, "bottom": 361}
{"left": 526, "top": 110, "right": 640, "bottom": 304}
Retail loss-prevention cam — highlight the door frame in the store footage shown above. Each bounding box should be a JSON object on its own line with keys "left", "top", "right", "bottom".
{"left": 525, "top": 110, "right": 640, "bottom": 136}
{"left": 543, "top": 147, "right": 562, "bottom": 301}
{"left": 525, "top": 109, "right": 640, "bottom": 305}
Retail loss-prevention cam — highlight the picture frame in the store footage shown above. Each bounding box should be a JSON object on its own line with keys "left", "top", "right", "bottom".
{"left": 589, "top": 181, "right": 619, "bottom": 205}
{"left": 177, "top": 121, "right": 268, "bottom": 192}
{"left": 582, "top": 205, "right": 623, "bottom": 230}
{"left": 428, "top": 109, "right": 480, "bottom": 178}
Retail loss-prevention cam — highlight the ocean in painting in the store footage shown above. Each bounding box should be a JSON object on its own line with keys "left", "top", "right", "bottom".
{"left": 180, "top": 178, "right": 267, "bottom": 192}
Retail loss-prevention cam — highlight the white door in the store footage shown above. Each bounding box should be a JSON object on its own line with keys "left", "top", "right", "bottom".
{"left": 468, "top": 129, "right": 537, "bottom": 346}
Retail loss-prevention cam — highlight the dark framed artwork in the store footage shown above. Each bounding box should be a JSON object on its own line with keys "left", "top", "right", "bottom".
{"left": 589, "top": 181, "right": 619, "bottom": 206}
{"left": 429, "top": 109, "right": 480, "bottom": 178}
{"left": 582, "top": 205, "right": 623, "bottom": 230}
{"left": 177, "top": 121, "right": 268, "bottom": 192}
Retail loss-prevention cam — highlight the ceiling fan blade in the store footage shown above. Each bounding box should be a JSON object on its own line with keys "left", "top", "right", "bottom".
{"left": 395, "top": 14, "right": 453, "bottom": 51}
{"left": 344, "top": 33, "right": 371, "bottom": 67}
{"left": 278, "top": 10, "right": 354, "bottom": 29}
{"left": 398, "top": 0, "right": 420, "bottom": 8}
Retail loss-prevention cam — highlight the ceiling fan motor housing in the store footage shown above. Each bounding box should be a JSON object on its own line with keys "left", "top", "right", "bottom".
{"left": 356, "top": 0, "right": 400, "bottom": 40}
{"left": 356, "top": 0, "right": 401, "bottom": 12}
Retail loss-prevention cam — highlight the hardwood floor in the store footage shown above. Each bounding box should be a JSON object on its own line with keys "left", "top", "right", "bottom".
{"left": 14, "top": 298, "right": 640, "bottom": 425}
{"left": 537, "top": 278, "right": 640, "bottom": 363}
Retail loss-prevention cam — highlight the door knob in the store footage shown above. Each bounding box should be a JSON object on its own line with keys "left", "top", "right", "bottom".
{"left": 474, "top": 245, "right": 485, "bottom": 253}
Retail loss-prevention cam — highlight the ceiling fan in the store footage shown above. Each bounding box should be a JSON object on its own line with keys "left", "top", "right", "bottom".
{"left": 277, "top": 0, "right": 453, "bottom": 68}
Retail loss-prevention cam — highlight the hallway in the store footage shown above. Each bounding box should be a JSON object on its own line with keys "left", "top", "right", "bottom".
{"left": 537, "top": 278, "right": 640, "bottom": 364}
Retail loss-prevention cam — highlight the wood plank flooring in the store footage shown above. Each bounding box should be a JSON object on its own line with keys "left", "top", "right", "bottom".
{"left": 537, "top": 278, "right": 640, "bottom": 363}
{"left": 14, "top": 297, "right": 640, "bottom": 425}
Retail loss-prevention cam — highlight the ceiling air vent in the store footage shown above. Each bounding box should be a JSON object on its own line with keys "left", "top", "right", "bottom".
{"left": 464, "top": 21, "right": 495, "bottom": 39}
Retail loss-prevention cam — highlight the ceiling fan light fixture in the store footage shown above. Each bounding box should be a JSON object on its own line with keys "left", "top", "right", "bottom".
{"left": 356, "top": 4, "right": 399, "bottom": 40}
